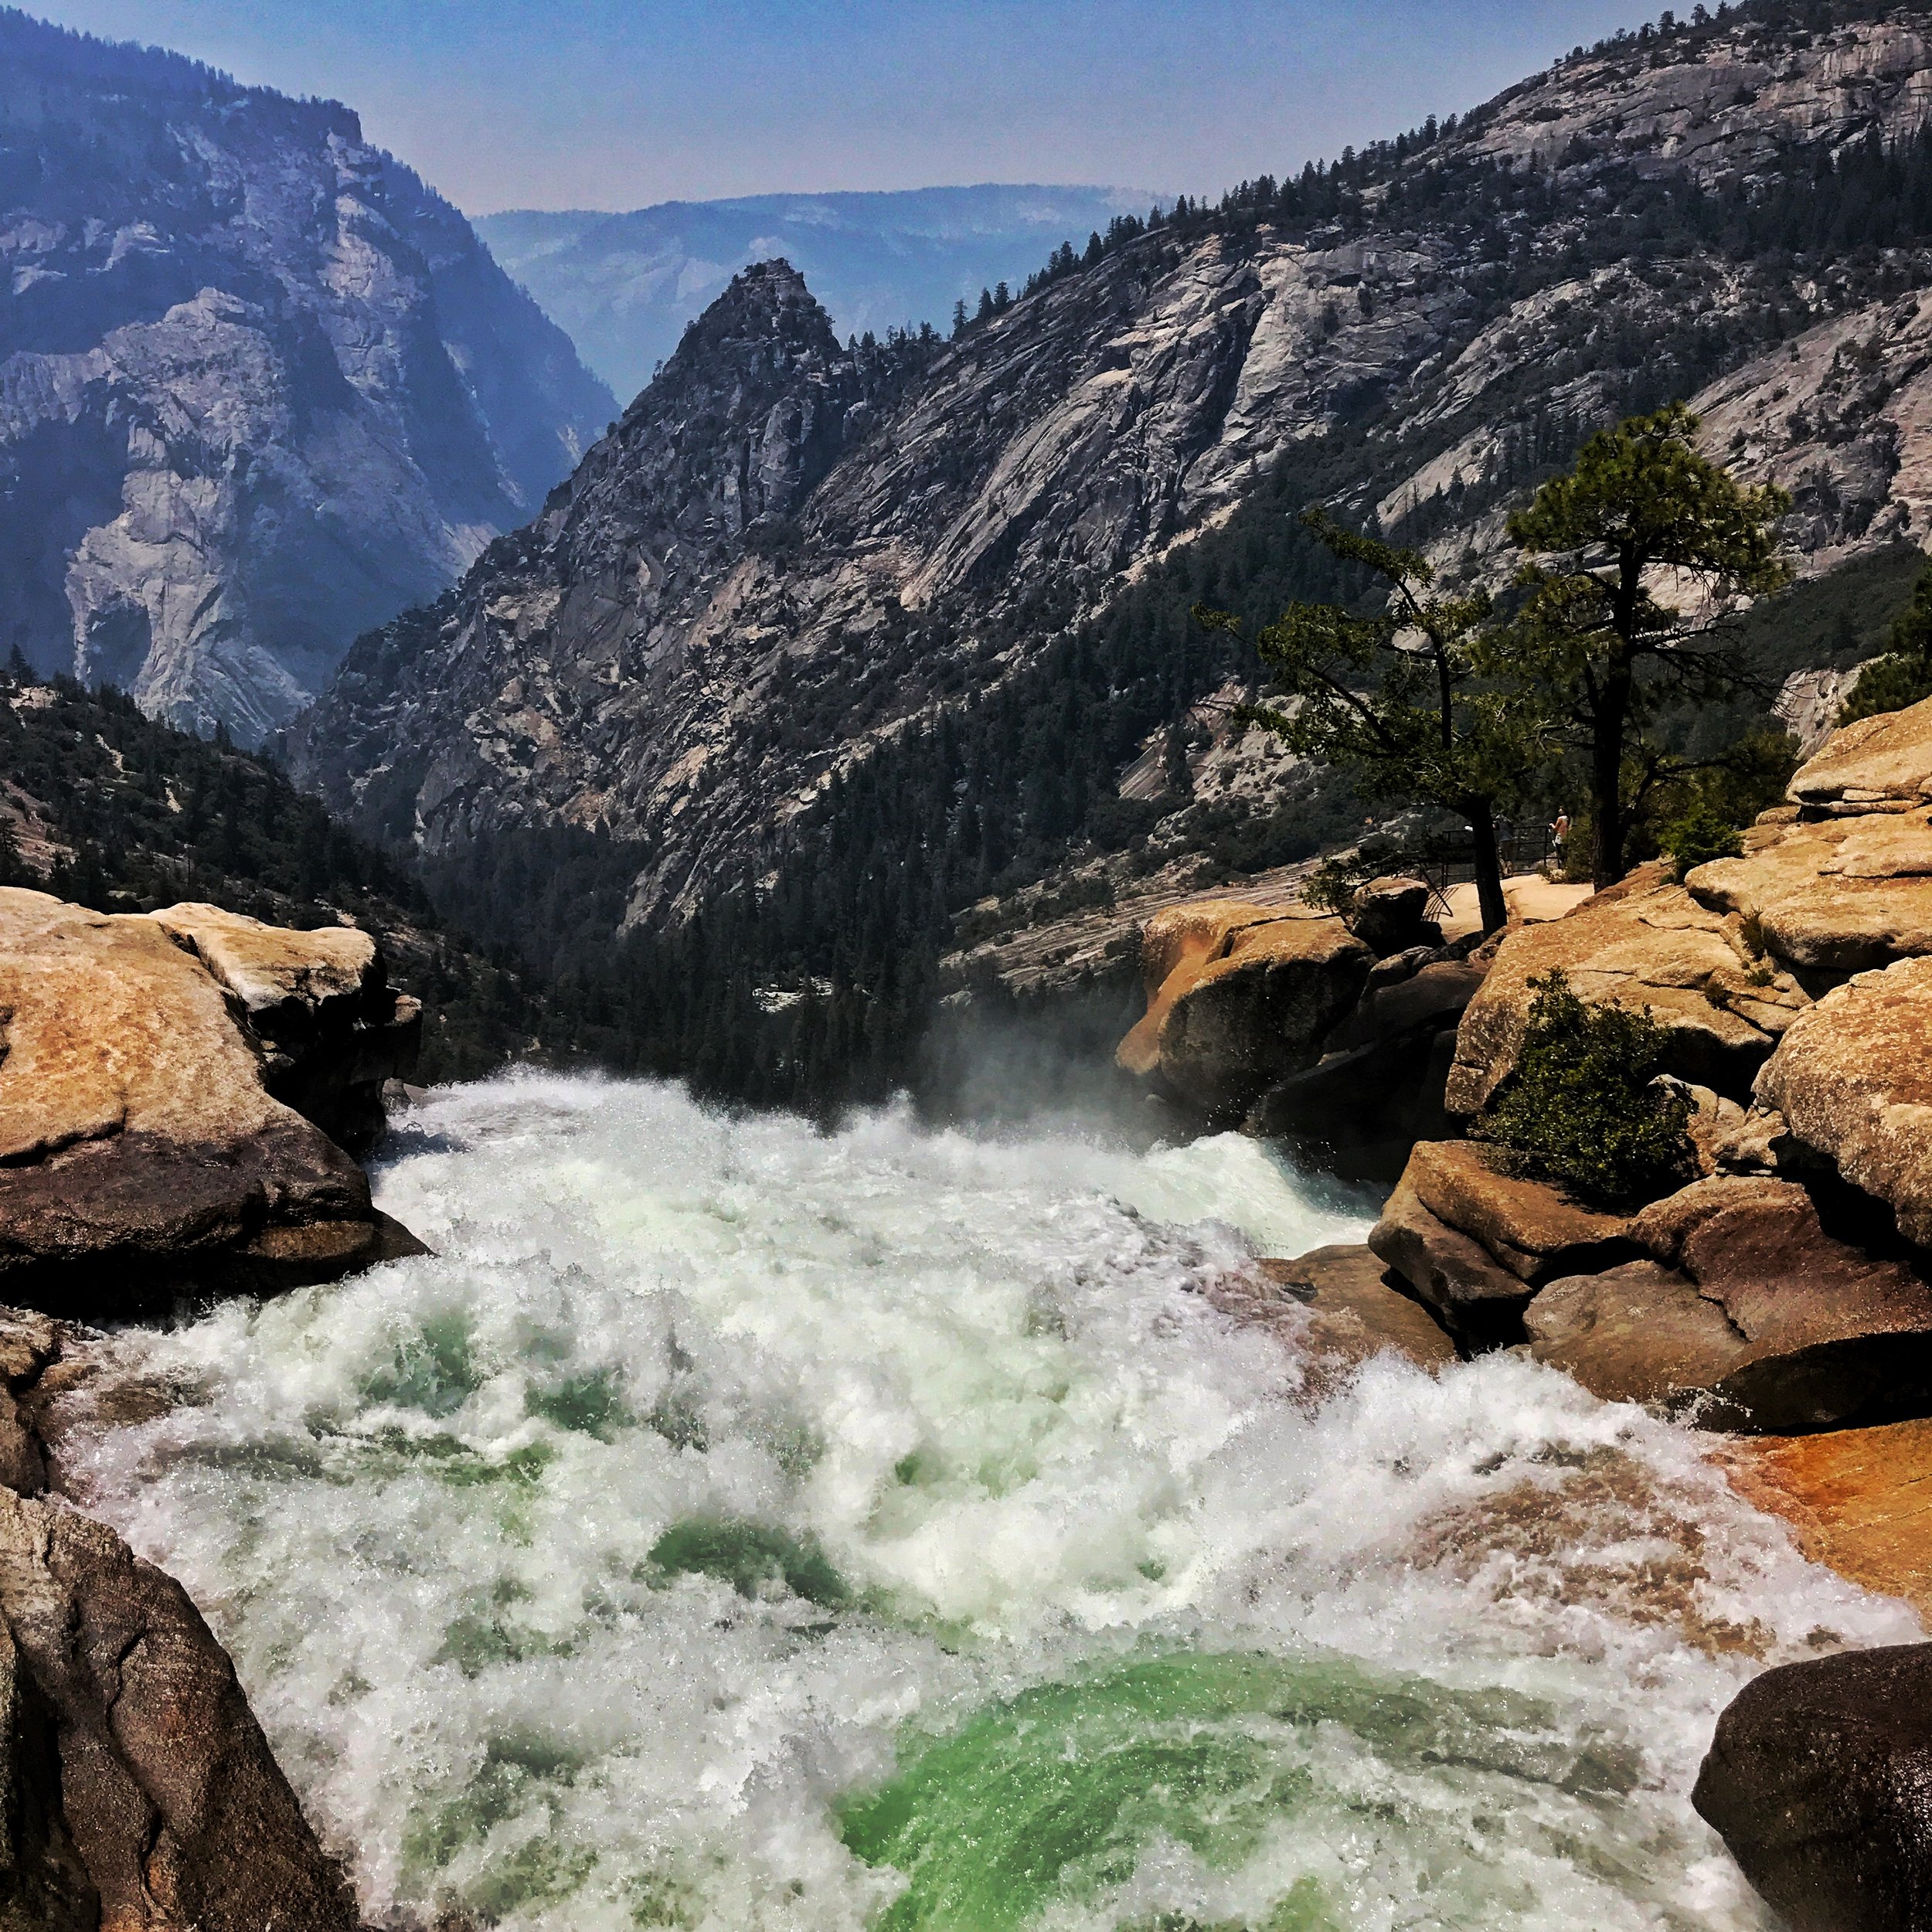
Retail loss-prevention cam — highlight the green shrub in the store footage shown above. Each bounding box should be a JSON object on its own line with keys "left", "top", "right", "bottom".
{"left": 1479, "top": 970, "right": 1695, "bottom": 1208}
{"left": 1660, "top": 801, "right": 1743, "bottom": 879}
{"left": 1300, "top": 845, "right": 1393, "bottom": 914}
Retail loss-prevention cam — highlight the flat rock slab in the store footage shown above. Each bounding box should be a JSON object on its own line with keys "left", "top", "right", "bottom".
{"left": 155, "top": 901, "right": 420, "bottom": 1153}
{"left": 1437, "top": 876, "right": 1594, "bottom": 946}
{"left": 1787, "top": 689, "right": 1932, "bottom": 815}
{"left": 1403, "top": 1139, "right": 1634, "bottom": 1283}
{"left": 1687, "top": 808, "right": 1932, "bottom": 975}
{"left": 1694, "top": 1642, "right": 1932, "bottom": 1932}
{"left": 1717, "top": 1419, "right": 1932, "bottom": 1618}
{"left": 149, "top": 902, "right": 378, "bottom": 1029}
{"left": 1756, "top": 954, "right": 1932, "bottom": 1249}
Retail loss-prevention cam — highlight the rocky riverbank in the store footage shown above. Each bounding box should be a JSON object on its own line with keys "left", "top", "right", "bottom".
{"left": 1121, "top": 691, "right": 1932, "bottom": 1929}
{"left": 0, "top": 889, "right": 420, "bottom": 1928}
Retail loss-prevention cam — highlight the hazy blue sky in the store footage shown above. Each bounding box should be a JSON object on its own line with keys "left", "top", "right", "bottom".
{"left": 39, "top": 2, "right": 1655, "bottom": 215}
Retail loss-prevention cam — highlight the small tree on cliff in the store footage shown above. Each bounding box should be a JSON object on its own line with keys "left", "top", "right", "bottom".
{"left": 1501, "top": 403, "right": 1791, "bottom": 886}
{"left": 1839, "top": 555, "right": 1932, "bottom": 725}
{"left": 1196, "top": 509, "right": 1552, "bottom": 938}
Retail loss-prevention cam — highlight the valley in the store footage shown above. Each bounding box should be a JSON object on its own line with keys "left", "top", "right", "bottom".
{"left": 10, "top": 3, "right": 1932, "bottom": 1930}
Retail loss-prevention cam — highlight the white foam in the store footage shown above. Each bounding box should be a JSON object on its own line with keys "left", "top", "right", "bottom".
{"left": 57, "top": 1073, "right": 1919, "bottom": 1931}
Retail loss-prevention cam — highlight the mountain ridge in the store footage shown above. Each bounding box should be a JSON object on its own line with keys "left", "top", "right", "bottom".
{"left": 286, "top": 0, "right": 1932, "bottom": 1101}
{"left": 476, "top": 184, "right": 1153, "bottom": 402}
{"left": 0, "top": 5, "right": 616, "bottom": 742}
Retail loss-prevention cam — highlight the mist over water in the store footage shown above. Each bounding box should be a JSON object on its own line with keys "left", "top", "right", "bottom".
{"left": 56, "top": 1075, "right": 1920, "bottom": 1930}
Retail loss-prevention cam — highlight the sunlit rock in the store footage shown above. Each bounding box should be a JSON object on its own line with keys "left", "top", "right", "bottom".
{"left": 1528, "top": 1175, "right": 1932, "bottom": 1433}
{"left": 1755, "top": 955, "right": 1932, "bottom": 1249}
{"left": 0, "top": 888, "right": 423, "bottom": 1315}
{"left": 1446, "top": 864, "right": 1807, "bottom": 1117}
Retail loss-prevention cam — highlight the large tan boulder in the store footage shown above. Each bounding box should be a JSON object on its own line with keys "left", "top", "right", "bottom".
{"left": 1786, "top": 690, "right": 1932, "bottom": 816}
{"left": 1366, "top": 1177, "right": 1539, "bottom": 1348}
{"left": 151, "top": 903, "right": 422, "bottom": 1154}
{"left": 1118, "top": 902, "right": 1371, "bottom": 1114}
{"left": 1116, "top": 900, "right": 1298, "bottom": 1077}
{"left": 1526, "top": 1175, "right": 1932, "bottom": 1431}
{"left": 0, "top": 1488, "right": 361, "bottom": 1932}
{"left": 1444, "top": 863, "right": 1808, "bottom": 1116}
{"left": 1754, "top": 955, "right": 1932, "bottom": 1250}
{"left": 1401, "top": 1140, "right": 1634, "bottom": 1283}
{"left": 1685, "top": 808, "right": 1932, "bottom": 975}
{"left": 0, "top": 889, "right": 421, "bottom": 1316}
{"left": 1525, "top": 1260, "right": 1757, "bottom": 1413}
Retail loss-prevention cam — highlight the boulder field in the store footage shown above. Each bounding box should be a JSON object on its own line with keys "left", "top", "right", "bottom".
{"left": 0, "top": 890, "right": 428, "bottom": 1927}
{"left": 1121, "top": 693, "right": 1932, "bottom": 1930}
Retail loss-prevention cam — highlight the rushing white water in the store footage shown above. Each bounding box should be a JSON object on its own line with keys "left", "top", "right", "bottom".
{"left": 58, "top": 1074, "right": 1919, "bottom": 1932}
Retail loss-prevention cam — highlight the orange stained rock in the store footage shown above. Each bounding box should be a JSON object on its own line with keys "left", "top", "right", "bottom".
{"left": 1116, "top": 898, "right": 1320, "bottom": 1076}
{"left": 1716, "top": 1420, "right": 1932, "bottom": 1621}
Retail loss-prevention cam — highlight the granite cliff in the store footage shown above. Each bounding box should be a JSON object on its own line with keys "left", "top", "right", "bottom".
{"left": 0, "top": 8, "right": 614, "bottom": 743}
{"left": 289, "top": 1, "right": 1932, "bottom": 1015}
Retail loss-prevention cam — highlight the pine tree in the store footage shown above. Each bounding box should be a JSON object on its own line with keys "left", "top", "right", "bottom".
{"left": 1841, "top": 558, "right": 1932, "bottom": 724}
{"left": 1500, "top": 404, "right": 1791, "bottom": 885}
{"left": 1199, "top": 510, "right": 1552, "bottom": 935}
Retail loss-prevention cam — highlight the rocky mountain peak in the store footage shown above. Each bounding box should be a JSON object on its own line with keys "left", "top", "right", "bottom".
{"left": 656, "top": 257, "right": 842, "bottom": 382}
{"left": 570, "top": 256, "right": 862, "bottom": 556}
{"left": 294, "top": 0, "right": 1932, "bottom": 961}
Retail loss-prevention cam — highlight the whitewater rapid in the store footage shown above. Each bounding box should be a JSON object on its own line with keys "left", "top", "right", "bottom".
{"left": 57, "top": 1075, "right": 1919, "bottom": 1931}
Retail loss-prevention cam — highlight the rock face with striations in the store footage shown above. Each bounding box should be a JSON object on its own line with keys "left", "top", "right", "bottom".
{"left": 0, "top": 1315, "right": 359, "bottom": 1930}
{"left": 0, "top": 11, "right": 613, "bottom": 741}
{"left": 290, "top": 11, "right": 1932, "bottom": 949}
{"left": 0, "top": 1485, "right": 362, "bottom": 1931}
{"left": 0, "top": 887, "right": 421, "bottom": 1315}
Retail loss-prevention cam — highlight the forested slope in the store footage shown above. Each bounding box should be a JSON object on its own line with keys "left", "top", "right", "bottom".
{"left": 291, "top": 0, "right": 1932, "bottom": 1107}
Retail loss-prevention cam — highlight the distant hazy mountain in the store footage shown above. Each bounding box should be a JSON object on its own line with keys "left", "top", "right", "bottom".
{"left": 0, "top": 7, "right": 614, "bottom": 741}
{"left": 476, "top": 185, "right": 1151, "bottom": 403}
